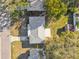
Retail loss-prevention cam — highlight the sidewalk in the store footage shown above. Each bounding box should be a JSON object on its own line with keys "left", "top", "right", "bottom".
{"left": 0, "top": 30, "right": 11, "bottom": 59}
{"left": 10, "top": 35, "right": 28, "bottom": 43}
{"left": 0, "top": 33, "right": 1, "bottom": 59}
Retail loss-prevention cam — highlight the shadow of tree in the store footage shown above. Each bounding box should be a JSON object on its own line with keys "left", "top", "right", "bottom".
{"left": 18, "top": 11, "right": 29, "bottom": 48}
{"left": 21, "top": 40, "right": 44, "bottom": 48}
{"left": 17, "top": 51, "right": 30, "bottom": 59}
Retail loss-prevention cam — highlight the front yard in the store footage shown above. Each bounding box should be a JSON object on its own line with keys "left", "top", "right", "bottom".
{"left": 10, "top": 21, "right": 21, "bottom": 36}
{"left": 11, "top": 41, "right": 30, "bottom": 59}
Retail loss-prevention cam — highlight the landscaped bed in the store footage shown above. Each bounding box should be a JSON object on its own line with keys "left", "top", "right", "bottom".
{"left": 11, "top": 41, "right": 30, "bottom": 59}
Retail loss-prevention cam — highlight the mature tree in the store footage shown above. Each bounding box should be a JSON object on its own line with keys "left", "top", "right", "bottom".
{"left": 45, "top": 31, "right": 79, "bottom": 59}
{"left": 3, "top": 0, "right": 28, "bottom": 21}
{"left": 44, "top": 0, "right": 67, "bottom": 19}
{"left": 62, "top": 0, "right": 79, "bottom": 13}
{"left": 5, "top": 0, "right": 28, "bottom": 12}
{"left": 44, "top": 0, "right": 79, "bottom": 19}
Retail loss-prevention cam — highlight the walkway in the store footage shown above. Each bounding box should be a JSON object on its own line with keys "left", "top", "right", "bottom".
{"left": 10, "top": 35, "right": 28, "bottom": 43}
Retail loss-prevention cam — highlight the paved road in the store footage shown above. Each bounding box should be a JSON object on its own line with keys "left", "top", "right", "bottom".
{"left": 0, "top": 30, "right": 11, "bottom": 59}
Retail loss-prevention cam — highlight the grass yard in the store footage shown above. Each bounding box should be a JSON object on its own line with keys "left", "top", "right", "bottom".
{"left": 11, "top": 41, "right": 30, "bottom": 59}
{"left": 10, "top": 21, "right": 21, "bottom": 36}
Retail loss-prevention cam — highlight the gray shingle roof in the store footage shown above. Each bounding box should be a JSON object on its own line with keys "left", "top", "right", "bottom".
{"left": 28, "top": 16, "right": 45, "bottom": 44}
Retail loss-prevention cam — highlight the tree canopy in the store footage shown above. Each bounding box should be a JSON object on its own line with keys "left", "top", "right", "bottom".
{"left": 44, "top": 0, "right": 79, "bottom": 19}
{"left": 5, "top": 0, "right": 28, "bottom": 12}
{"left": 3, "top": 0, "right": 28, "bottom": 21}
{"left": 44, "top": 1, "right": 79, "bottom": 59}
{"left": 45, "top": 31, "right": 79, "bottom": 59}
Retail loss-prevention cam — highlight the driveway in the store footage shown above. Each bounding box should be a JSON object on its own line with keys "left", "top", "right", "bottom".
{"left": 0, "top": 30, "right": 11, "bottom": 59}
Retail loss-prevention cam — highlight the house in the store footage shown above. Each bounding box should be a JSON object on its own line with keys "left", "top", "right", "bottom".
{"left": 28, "top": 16, "right": 45, "bottom": 44}
{"left": 73, "top": 12, "right": 79, "bottom": 31}
{"left": 28, "top": 16, "right": 51, "bottom": 44}
{"left": 65, "top": 11, "right": 79, "bottom": 31}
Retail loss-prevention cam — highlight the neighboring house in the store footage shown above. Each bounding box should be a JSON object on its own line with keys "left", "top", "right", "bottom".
{"left": 73, "top": 12, "right": 79, "bottom": 31}
{"left": 67, "top": 2, "right": 79, "bottom": 31}
{"left": 67, "top": 11, "right": 79, "bottom": 31}
{"left": 66, "top": 11, "right": 79, "bottom": 31}
{"left": 66, "top": 13, "right": 74, "bottom": 31}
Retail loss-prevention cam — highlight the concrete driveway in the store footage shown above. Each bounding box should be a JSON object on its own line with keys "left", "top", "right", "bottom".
{"left": 0, "top": 30, "right": 11, "bottom": 59}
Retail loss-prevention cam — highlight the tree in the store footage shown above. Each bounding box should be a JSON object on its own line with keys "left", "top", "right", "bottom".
{"left": 45, "top": 31, "right": 79, "bottom": 59}
{"left": 3, "top": 0, "right": 28, "bottom": 21}
{"left": 44, "top": 0, "right": 67, "bottom": 19}
{"left": 44, "top": 0, "right": 79, "bottom": 19}
{"left": 62, "top": 0, "right": 79, "bottom": 13}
